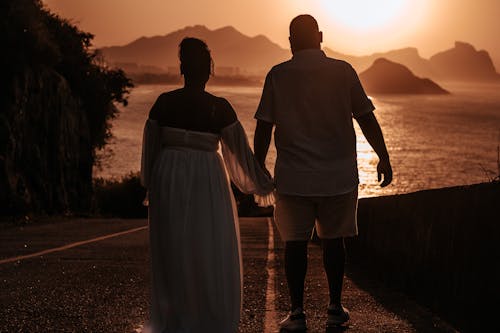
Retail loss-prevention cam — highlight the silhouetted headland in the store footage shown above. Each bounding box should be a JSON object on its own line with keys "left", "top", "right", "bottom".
{"left": 359, "top": 58, "right": 449, "bottom": 95}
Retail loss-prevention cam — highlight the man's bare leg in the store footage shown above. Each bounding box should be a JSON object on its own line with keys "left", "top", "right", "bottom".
{"left": 285, "top": 240, "right": 309, "bottom": 311}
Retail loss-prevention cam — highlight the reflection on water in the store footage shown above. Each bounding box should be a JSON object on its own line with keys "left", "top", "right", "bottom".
{"left": 96, "top": 83, "right": 500, "bottom": 198}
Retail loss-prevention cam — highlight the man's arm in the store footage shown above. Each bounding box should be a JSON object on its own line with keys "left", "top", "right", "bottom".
{"left": 254, "top": 120, "right": 273, "bottom": 169}
{"left": 356, "top": 112, "right": 393, "bottom": 187}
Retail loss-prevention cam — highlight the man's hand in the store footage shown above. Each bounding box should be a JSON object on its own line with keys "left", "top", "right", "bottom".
{"left": 356, "top": 112, "right": 393, "bottom": 187}
{"left": 377, "top": 158, "right": 393, "bottom": 187}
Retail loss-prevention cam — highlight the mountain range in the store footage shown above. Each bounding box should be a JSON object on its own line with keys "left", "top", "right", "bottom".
{"left": 100, "top": 25, "right": 288, "bottom": 75}
{"left": 99, "top": 25, "right": 500, "bottom": 82}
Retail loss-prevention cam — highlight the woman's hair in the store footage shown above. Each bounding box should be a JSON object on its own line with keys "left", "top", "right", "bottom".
{"left": 179, "top": 37, "right": 213, "bottom": 80}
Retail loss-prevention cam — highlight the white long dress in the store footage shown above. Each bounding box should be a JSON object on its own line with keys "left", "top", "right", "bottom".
{"left": 140, "top": 119, "right": 274, "bottom": 333}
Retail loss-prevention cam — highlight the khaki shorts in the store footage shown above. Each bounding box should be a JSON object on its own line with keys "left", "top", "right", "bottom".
{"left": 274, "top": 188, "right": 358, "bottom": 241}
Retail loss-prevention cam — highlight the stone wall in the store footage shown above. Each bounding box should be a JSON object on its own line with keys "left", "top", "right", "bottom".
{"left": 350, "top": 182, "right": 500, "bottom": 332}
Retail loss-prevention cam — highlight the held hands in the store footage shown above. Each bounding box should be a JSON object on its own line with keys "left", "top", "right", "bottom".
{"left": 377, "top": 158, "right": 393, "bottom": 187}
{"left": 258, "top": 161, "right": 273, "bottom": 181}
{"left": 142, "top": 191, "right": 149, "bottom": 206}
{"left": 262, "top": 166, "right": 272, "bottom": 180}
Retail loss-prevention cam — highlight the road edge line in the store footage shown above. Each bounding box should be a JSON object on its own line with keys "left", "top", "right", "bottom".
{"left": 0, "top": 225, "right": 148, "bottom": 265}
{"left": 264, "top": 217, "right": 278, "bottom": 332}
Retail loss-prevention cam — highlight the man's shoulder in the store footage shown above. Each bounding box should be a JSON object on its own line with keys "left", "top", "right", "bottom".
{"left": 269, "top": 59, "right": 293, "bottom": 73}
{"left": 157, "top": 88, "right": 183, "bottom": 101}
{"left": 270, "top": 56, "right": 353, "bottom": 70}
{"left": 324, "top": 56, "right": 353, "bottom": 70}
{"left": 321, "top": 57, "right": 360, "bottom": 81}
{"left": 266, "top": 55, "right": 356, "bottom": 79}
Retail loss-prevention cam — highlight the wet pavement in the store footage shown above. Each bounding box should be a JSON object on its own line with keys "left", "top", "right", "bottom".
{"left": 0, "top": 218, "right": 458, "bottom": 332}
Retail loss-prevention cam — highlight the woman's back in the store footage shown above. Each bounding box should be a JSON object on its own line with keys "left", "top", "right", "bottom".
{"left": 149, "top": 88, "right": 237, "bottom": 134}
{"left": 141, "top": 37, "right": 273, "bottom": 333}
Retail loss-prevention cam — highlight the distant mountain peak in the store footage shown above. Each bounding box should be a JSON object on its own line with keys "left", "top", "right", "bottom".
{"left": 177, "top": 24, "right": 210, "bottom": 32}
{"left": 214, "top": 25, "right": 239, "bottom": 33}
{"left": 167, "top": 25, "right": 212, "bottom": 38}
{"left": 454, "top": 41, "right": 475, "bottom": 50}
{"left": 375, "top": 46, "right": 420, "bottom": 57}
{"left": 252, "top": 34, "right": 272, "bottom": 41}
{"left": 99, "top": 25, "right": 289, "bottom": 74}
{"left": 430, "top": 41, "right": 499, "bottom": 81}
{"left": 370, "top": 58, "right": 415, "bottom": 77}
{"left": 360, "top": 58, "right": 449, "bottom": 94}
{"left": 373, "top": 57, "right": 402, "bottom": 65}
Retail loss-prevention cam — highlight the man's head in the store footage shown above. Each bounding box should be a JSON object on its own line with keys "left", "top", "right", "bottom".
{"left": 289, "top": 15, "right": 322, "bottom": 54}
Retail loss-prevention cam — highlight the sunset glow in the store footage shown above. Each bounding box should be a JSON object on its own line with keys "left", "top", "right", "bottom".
{"left": 42, "top": 0, "right": 500, "bottom": 68}
{"left": 4, "top": 1, "right": 500, "bottom": 331}
{"left": 321, "top": 0, "right": 411, "bottom": 31}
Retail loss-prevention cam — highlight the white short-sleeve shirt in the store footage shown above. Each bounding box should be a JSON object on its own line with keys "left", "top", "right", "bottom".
{"left": 255, "top": 49, "right": 375, "bottom": 196}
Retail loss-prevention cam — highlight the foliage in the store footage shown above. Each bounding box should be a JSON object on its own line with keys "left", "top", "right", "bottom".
{"left": 0, "top": 0, "right": 133, "bottom": 215}
{"left": 92, "top": 173, "right": 273, "bottom": 219}
{"left": 93, "top": 173, "right": 147, "bottom": 218}
{"left": 1, "top": 0, "right": 133, "bottom": 152}
{"left": 1, "top": 0, "right": 59, "bottom": 72}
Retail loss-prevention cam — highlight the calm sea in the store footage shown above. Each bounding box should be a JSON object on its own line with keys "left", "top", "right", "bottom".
{"left": 95, "top": 82, "right": 500, "bottom": 198}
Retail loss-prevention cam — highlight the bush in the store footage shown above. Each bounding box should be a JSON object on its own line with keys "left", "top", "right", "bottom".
{"left": 92, "top": 173, "right": 273, "bottom": 219}
{"left": 93, "top": 173, "right": 147, "bottom": 218}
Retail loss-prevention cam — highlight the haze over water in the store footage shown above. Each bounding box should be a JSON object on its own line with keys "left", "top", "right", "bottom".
{"left": 96, "top": 82, "right": 500, "bottom": 198}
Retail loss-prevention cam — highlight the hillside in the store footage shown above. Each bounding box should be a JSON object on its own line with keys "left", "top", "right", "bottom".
{"left": 325, "top": 47, "right": 436, "bottom": 78}
{"left": 429, "top": 41, "right": 500, "bottom": 81}
{"left": 100, "top": 25, "right": 289, "bottom": 74}
{"left": 359, "top": 58, "right": 449, "bottom": 94}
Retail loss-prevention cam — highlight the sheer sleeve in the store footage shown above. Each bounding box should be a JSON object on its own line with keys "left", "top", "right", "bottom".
{"left": 140, "top": 118, "right": 161, "bottom": 189}
{"left": 221, "top": 121, "right": 275, "bottom": 206}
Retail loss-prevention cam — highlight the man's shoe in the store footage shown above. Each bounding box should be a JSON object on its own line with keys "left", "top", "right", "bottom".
{"left": 279, "top": 307, "right": 307, "bottom": 331}
{"left": 326, "top": 304, "right": 350, "bottom": 327}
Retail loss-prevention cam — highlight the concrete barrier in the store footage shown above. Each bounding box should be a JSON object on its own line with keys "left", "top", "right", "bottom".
{"left": 349, "top": 182, "right": 500, "bottom": 332}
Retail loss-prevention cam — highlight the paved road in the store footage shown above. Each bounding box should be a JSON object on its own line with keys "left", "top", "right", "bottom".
{"left": 0, "top": 218, "right": 457, "bottom": 332}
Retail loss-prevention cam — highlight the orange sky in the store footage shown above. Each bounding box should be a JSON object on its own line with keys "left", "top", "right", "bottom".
{"left": 43, "top": 0, "right": 500, "bottom": 69}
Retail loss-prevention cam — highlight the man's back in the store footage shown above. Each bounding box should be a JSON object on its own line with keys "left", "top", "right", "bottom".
{"left": 255, "top": 49, "right": 374, "bottom": 195}
{"left": 253, "top": 15, "right": 392, "bottom": 331}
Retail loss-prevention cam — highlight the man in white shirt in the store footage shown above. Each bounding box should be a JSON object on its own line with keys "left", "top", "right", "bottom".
{"left": 254, "top": 14, "right": 392, "bottom": 331}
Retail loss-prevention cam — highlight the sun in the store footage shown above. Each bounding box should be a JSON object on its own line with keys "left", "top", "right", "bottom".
{"left": 321, "top": 0, "right": 411, "bottom": 31}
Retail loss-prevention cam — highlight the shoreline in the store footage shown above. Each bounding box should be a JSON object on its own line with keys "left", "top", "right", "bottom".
{"left": 127, "top": 72, "right": 264, "bottom": 87}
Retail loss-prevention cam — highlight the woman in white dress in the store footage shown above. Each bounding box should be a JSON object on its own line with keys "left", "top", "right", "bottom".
{"left": 140, "top": 38, "right": 274, "bottom": 333}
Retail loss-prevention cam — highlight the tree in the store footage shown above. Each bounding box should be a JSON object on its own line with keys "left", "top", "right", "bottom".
{"left": 0, "top": 0, "right": 133, "bottom": 215}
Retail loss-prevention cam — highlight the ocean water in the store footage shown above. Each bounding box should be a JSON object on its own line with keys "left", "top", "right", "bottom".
{"left": 95, "top": 82, "right": 500, "bottom": 198}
